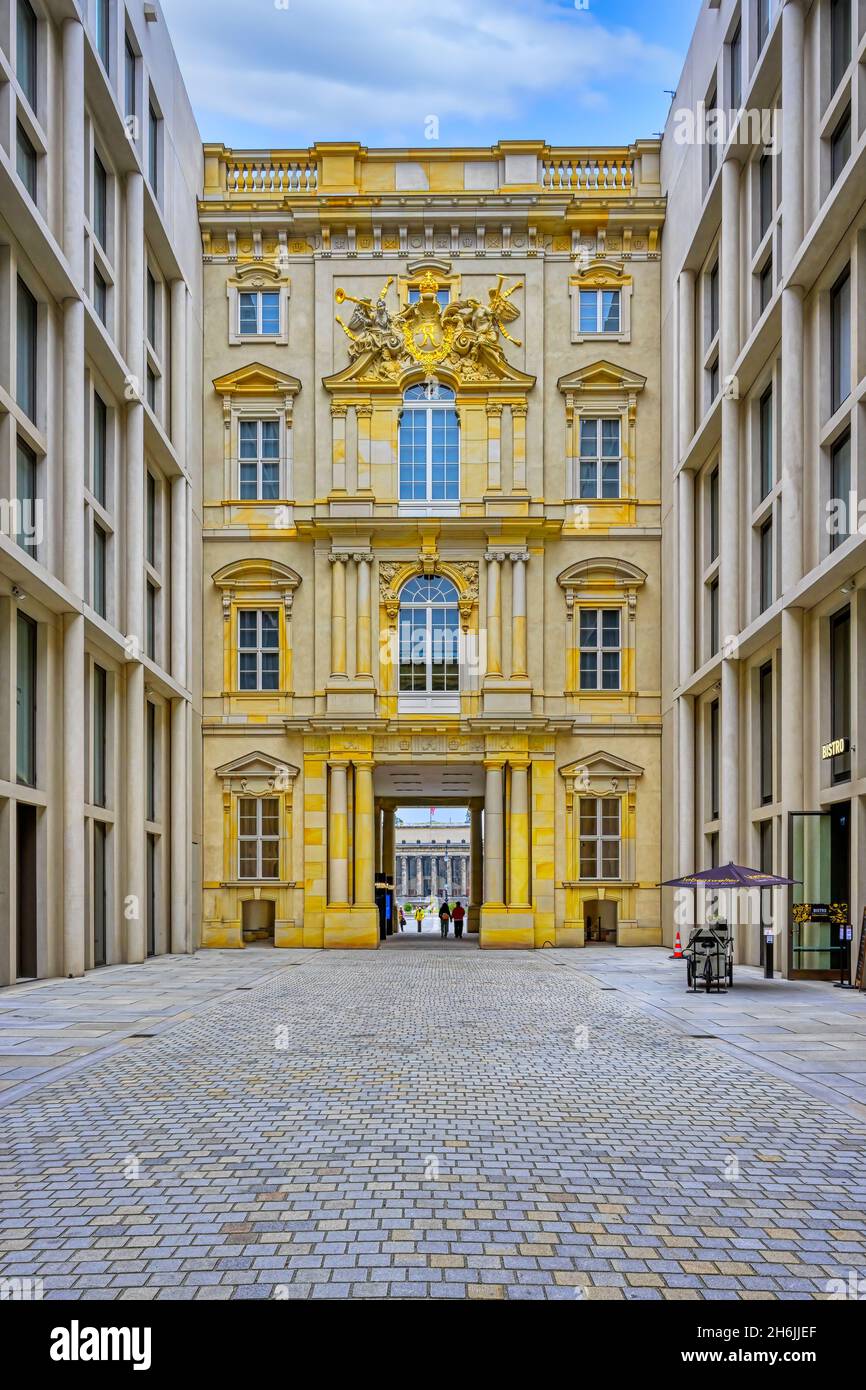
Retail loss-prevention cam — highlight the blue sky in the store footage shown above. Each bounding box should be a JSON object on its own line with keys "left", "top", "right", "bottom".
{"left": 160, "top": 0, "right": 701, "bottom": 149}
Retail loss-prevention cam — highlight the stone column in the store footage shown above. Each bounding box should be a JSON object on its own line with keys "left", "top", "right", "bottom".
{"left": 511, "top": 403, "right": 527, "bottom": 491}
{"left": 780, "top": 4, "right": 805, "bottom": 598}
{"left": 509, "top": 763, "right": 530, "bottom": 907}
{"left": 382, "top": 804, "right": 395, "bottom": 884}
{"left": 720, "top": 660, "right": 740, "bottom": 863}
{"left": 353, "top": 764, "right": 375, "bottom": 907}
{"left": 124, "top": 170, "right": 146, "bottom": 965}
{"left": 677, "top": 269, "right": 696, "bottom": 458}
{"left": 460, "top": 857, "right": 467, "bottom": 897}
{"left": 415, "top": 856, "right": 423, "bottom": 896}
{"left": 719, "top": 155, "right": 741, "bottom": 867}
{"left": 169, "top": 696, "right": 188, "bottom": 954}
{"left": 781, "top": 1, "right": 805, "bottom": 271}
{"left": 510, "top": 552, "right": 528, "bottom": 678}
{"left": 62, "top": 18, "right": 85, "bottom": 286}
{"left": 470, "top": 805, "right": 483, "bottom": 921}
{"left": 355, "top": 554, "right": 372, "bottom": 678}
{"left": 401, "top": 857, "right": 408, "bottom": 895}
{"left": 125, "top": 664, "right": 146, "bottom": 962}
{"left": 780, "top": 607, "right": 804, "bottom": 885}
{"left": 170, "top": 477, "right": 188, "bottom": 686}
{"left": 62, "top": 614, "right": 85, "bottom": 977}
{"left": 486, "top": 403, "right": 502, "bottom": 491}
{"left": 483, "top": 764, "right": 504, "bottom": 903}
{"left": 485, "top": 553, "right": 503, "bottom": 677}
{"left": 356, "top": 405, "right": 372, "bottom": 491}
{"left": 329, "top": 554, "right": 347, "bottom": 678}
{"left": 328, "top": 763, "right": 349, "bottom": 905}
{"left": 330, "top": 403, "right": 347, "bottom": 492}
{"left": 170, "top": 279, "right": 187, "bottom": 459}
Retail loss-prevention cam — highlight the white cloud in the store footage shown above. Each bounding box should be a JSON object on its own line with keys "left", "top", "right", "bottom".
{"left": 159, "top": 0, "right": 680, "bottom": 145}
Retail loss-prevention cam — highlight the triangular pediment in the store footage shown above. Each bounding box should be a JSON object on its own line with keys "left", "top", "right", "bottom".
{"left": 214, "top": 750, "right": 299, "bottom": 781}
{"left": 557, "top": 360, "right": 647, "bottom": 394}
{"left": 561, "top": 751, "right": 645, "bottom": 779}
{"left": 213, "top": 362, "right": 301, "bottom": 397}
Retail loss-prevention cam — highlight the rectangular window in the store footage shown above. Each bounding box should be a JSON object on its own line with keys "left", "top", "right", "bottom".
{"left": 239, "top": 419, "right": 280, "bottom": 500}
{"left": 16, "top": 277, "right": 37, "bottom": 421}
{"left": 757, "top": 0, "right": 771, "bottom": 52}
{"left": 17, "top": 0, "right": 38, "bottom": 109}
{"left": 830, "top": 266, "right": 851, "bottom": 412}
{"left": 93, "top": 267, "right": 107, "bottom": 323}
{"left": 93, "top": 820, "right": 107, "bottom": 966}
{"left": 93, "top": 523, "right": 107, "bottom": 617}
{"left": 578, "top": 797, "right": 621, "bottom": 880}
{"left": 830, "top": 0, "right": 851, "bottom": 91}
{"left": 579, "top": 418, "right": 621, "bottom": 499}
{"left": 238, "top": 609, "right": 279, "bottom": 691}
{"left": 146, "top": 700, "right": 156, "bottom": 822}
{"left": 759, "top": 661, "right": 773, "bottom": 805}
{"left": 95, "top": 0, "right": 109, "bottom": 69}
{"left": 759, "top": 153, "right": 773, "bottom": 236}
{"left": 709, "top": 466, "right": 720, "bottom": 561}
{"left": 16, "top": 612, "right": 37, "bottom": 786}
{"left": 829, "top": 430, "right": 851, "bottom": 552}
{"left": 759, "top": 257, "right": 773, "bottom": 312}
{"left": 708, "top": 261, "right": 719, "bottom": 343}
{"left": 578, "top": 288, "right": 621, "bottom": 334}
{"left": 829, "top": 605, "right": 851, "bottom": 782}
{"left": 759, "top": 517, "right": 773, "bottom": 612}
{"left": 93, "top": 663, "right": 107, "bottom": 808}
{"left": 706, "top": 87, "right": 718, "bottom": 185}
{"left": 16, "top": 436, "right": 37, "bottom": 553}
{"left": 709, "top": 577, "right": 719, "bottom": 657}
{"left": 93, "top": 152, "right": 107, "bottom": 248}
{"left": 709, "top": 357, "right": 720, "bottom": 404}
{"left": 238, "top": 797, "right": 280, "bottom": 880}
{"left": 146, "top": 365, "right": 156, "bottom": 411}
{"left": 759, "top": 386, "right": 773, "bottom": 499}
{"left": 125, "top": 35, "right": 136, "bottom": 122}
{"left": 729, "top": 22, "right": 742, "bottom": 109}
{"left": 830, "top": 106, "right": 851, "bottom": 186}
{"left": 709, "top": 698, "right": 720, "bottom": 819}
{"left": 146, "top": 471, "right": 157, "bottom": 566}
{"left": 93, "top": 393, "right": 107, "bottom": 505}
{"left": 146, "top": 581, "right": 156, "bottom": 659}
{"left": 578, "top": 609, "right": 621, "bottom": 691}
{"left": 148, "top": 102, "right": 159, "bottom": 193}
{"left": 238, "top": 291, "right": 280, "bottom": 336}
{"left": 16, "top": 122, "right": 37, "bottom": 199}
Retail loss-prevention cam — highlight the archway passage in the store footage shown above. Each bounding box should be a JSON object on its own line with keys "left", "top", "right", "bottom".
{"left": 583, "top": 897, "right": 618, "bottom": 945}
{"left": 373, "top": 763, "right": 482, "bottom": 948}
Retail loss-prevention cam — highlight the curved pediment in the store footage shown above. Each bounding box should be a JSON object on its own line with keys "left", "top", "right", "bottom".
{"left": 558, "top": 557, "right": 648, "bottom": 590}
{"left": 212, "top": 559, "right": 301, "bottom": 594}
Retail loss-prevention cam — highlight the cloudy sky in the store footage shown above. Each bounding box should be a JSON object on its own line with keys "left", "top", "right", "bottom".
{"left": 159, "top": 0, "right": 701, "bottom": 149}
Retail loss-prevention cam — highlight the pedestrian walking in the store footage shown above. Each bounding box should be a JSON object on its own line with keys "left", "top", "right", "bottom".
{"left": 415, "top": 905, "right": 424, "bottom": 933}
{"left": 452, "top": 900, "right": 465, "bottom": 939}
{"left": 439, "top": 898, "right": 451, "bottom": 939}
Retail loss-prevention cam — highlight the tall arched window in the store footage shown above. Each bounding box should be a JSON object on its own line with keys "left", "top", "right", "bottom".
{"left": 398, "top": 575, "right": 460, "bottom": 711}
{"left": 398, "top": 382, "right": 459, "bottom": 513}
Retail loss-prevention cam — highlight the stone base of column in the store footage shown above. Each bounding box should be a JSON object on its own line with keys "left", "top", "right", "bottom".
{"left": 323, "top": 904, "right": 379, "bottom": 949}
{"left": 325, "top": 679, "right": 376, "bottom": 716}
{"left": 479, "top": 905, "right": 534, "bottom": 949}
{"left": 467, "top": 906, "right": 480, "bottom": 933}
{"left": 482, "top": 677, "right": 531, "bottom": 717}
{"left": 556, "top": 920, "right": 586, "bottom": 947}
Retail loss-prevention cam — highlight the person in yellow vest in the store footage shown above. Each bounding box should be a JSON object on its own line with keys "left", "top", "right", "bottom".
{"left": 414, "top": 905, "right": 424, "bottom": 933}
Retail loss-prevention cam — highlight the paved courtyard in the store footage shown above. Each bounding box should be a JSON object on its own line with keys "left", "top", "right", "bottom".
{"left": 1, "top": 944, "right": 866, "bottom": 1301}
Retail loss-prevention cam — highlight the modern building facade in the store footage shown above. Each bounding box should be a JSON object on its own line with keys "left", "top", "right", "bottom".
{"left": 0, "top": 0, "right": 203, "bottom": 983}
{"left": 199, "top": 140, "right": 665, "bottom": 950}
{"left": 394, "top": 820, "right": 472, "bottom": 905}
{"left": 661, "top": 0, "right": 866, "bottom": 975}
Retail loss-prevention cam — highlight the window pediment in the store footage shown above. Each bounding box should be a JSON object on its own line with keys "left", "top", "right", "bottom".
{"left": 558, "top": 557, "right": 647, "bottom": 598}
{"left": 558, "top": 360, "right": 647, "bottom": 397}
{"left": 213, "top": 363, "right": 301, "bottom": 399}
{"left": 215, "top": 750, "right": 299, "bottom": 794}
{"left": 561, "top": 751, "right": 644, "bottom": 789}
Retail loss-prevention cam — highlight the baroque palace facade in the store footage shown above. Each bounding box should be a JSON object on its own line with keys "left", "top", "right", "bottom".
{"left": 199, "top": 141, "right": 665, "bottom": 950}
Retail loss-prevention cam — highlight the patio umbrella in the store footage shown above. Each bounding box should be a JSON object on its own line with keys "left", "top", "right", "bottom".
{"left": 659, "top": 862, "right": 799, "bottom": 889}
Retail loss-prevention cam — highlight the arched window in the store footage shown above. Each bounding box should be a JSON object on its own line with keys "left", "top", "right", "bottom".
{"left": 398, "top": 382, "right": 459, "bottom": 512}
{"left": 398, "top": 575, "right": 460, "bottom": 708}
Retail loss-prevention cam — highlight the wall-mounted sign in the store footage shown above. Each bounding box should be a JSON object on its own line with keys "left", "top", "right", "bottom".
{"left": 822, "top": 736, "right": 850, "bottom": 759}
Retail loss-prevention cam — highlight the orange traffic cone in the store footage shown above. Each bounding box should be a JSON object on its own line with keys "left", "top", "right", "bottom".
{"left": 670, "top": 930, "right": 684, "bottom": 960}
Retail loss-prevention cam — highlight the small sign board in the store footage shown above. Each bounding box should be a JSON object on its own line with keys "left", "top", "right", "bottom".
{"left": 822, "top": 736, "right": 850, "bottom": 759}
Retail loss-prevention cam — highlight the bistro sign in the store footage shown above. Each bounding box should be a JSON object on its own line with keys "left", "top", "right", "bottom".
{"left": 822, "top": 736, "right": 850, "bottom": 760}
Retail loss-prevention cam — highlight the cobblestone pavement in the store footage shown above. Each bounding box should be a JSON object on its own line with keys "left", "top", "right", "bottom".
{"left": 1, "top": 946, "right": 866, "bottom": 1301}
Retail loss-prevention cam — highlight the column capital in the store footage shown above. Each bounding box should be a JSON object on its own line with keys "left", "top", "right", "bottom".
{"left": 507, "top": 550, "right": 529, "bottom": 564}
{"left": 484, "top": 550, "right": 505, "bottom": 564}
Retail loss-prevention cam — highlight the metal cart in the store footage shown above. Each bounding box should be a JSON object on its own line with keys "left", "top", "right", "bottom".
{"left": 684, "top": 923, "right": 733, "bottom": 993}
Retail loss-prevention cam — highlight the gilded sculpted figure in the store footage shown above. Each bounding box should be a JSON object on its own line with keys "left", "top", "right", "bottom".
{"left": 333, "top": 271, "right": 524, "bottom": 382}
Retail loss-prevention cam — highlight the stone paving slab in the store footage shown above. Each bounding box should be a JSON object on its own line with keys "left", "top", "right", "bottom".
{"left": 0, "top": 945, "right": 865, "bottom": 1301}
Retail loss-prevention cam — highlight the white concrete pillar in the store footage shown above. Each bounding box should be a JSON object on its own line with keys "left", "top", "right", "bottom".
{"left": 170, "top": 476, "right": 188, "bottom": 686}
{"left": 720, "top": 155, "right": 741, "bottom": 645}
{"left": 720, "top": 659, "right": 740, "bottom": 863}
{"left": 781, "top": 0, "right": 805, "bottom": 273}
{"left": 677, "top": 268, "right": 696, "bottom": 458}
{"left": 678, "top": 695, "right": 696, "bottom": 873}
{"left": 170, "top": 280, "right": 188, "bottom": 459}
{"left": 62, "top": 614, "right": 85, "bottom": 976}
{"left": 62, "top": 18, "right": 85, "bottom": 288}
{"left": 781, "top": 288, "right": 804, "bottom": 590}
{"left": 170, "top": 697, "right": 188, "bottom": 954}
{"left": 125, "top": 663, "right": 146, "bottom": 962}
{"left": 678, "top": 469, "right": 695, "bottom": 684}
{"left": 780, "top": 608, "right": 804, "bottom": 855}
{"left": 483, "top": 764, "right": 504, "bottom": 903}
{"left": 62, "top": 301, "right": 85, "bottom": 596}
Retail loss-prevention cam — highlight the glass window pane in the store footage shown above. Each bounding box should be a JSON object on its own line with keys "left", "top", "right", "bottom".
{"left": 579, "top": 843, "right": 597, "bottom": 878}
{"left": 239, "top": 293, "right": 257, "bottom": 334}
{"left": 579, "top": 799, "right": 597, "bottom": 835}
{"left": 579, "top": 419, "right": 597, "bottom": 457}
{"left": 601, "top": 653, "right": 620, "bottom": 689}
{"left": 601, "top": 841, "right": 620, "bottom": 878}
{"left": 579, "top": 462, "right": 598, "bottom": 498}
{"left": 601, "top": 611, "right": 620, "bottom": 646}
{"left": 261, "top": 421, "right": 279, "bottom": 458}
{"left": 261, "top": 293, "right": 280, "bottom": 334}
{"left": 579, "top": 290, "right": 598, "bottom": 333}
{"left": 601, "top": 420, "right": 620, "bottom": 456}
{"left": 238, "top": 421, "right": 258, "bottom": 458}
{"left": 260, "top": 611, "right": 279, "bottom": 646}
{"left": 602, "top": 799, "right": 619, "bottom": 834}
{"left": 580, "top": 653, "right": 598, "bottom": 688}
{"left": 579, "top": 611, "right": 598, "bottom": 646}
{"left": 602, "top": 291, "right": 620, "bottom": 332}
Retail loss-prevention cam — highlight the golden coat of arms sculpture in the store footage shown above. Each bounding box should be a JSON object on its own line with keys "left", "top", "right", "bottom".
{"left": 334, "top": 270, "right": 525, "bottom": 384}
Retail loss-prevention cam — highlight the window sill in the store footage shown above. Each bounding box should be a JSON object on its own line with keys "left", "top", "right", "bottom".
{"left": 398, "top": 694, "right": 460, "bottom": 714}
{"left": 397, "top": 503, "right": 460, "bottom": 517}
